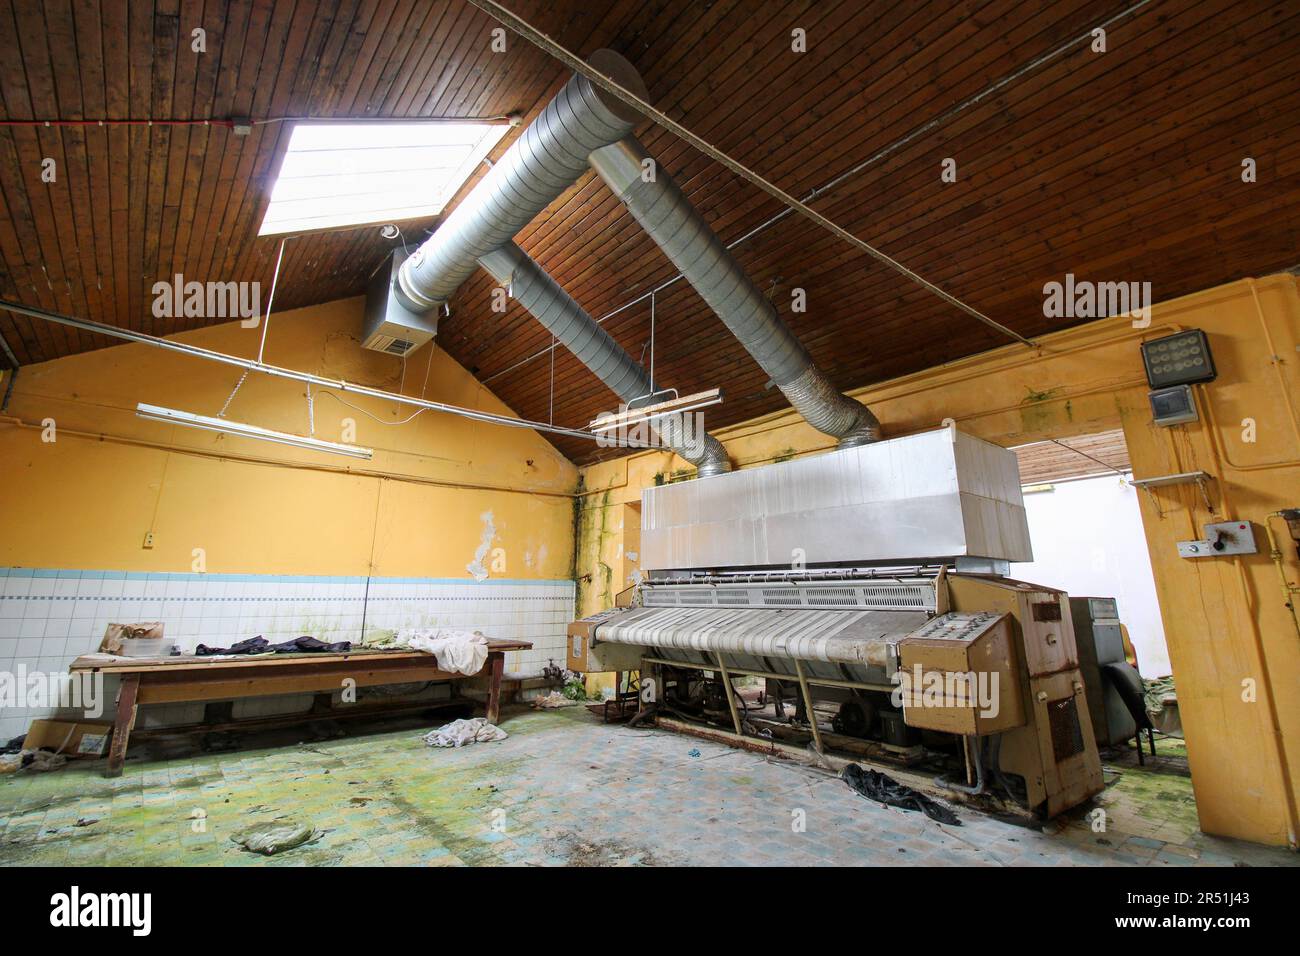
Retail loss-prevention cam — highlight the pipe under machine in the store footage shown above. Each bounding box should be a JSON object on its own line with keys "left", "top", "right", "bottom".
{"left": 569, "top": 427, "right": 1105, "bottom": 819}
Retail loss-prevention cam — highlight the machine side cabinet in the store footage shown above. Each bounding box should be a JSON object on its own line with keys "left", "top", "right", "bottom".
{"left": 566, "top": 617, "right": 645, "bottom": 673}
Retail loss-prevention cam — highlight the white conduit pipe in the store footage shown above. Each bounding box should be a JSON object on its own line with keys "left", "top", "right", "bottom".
{"left": 0, "top": 299, "right": 648, "bottom": 447}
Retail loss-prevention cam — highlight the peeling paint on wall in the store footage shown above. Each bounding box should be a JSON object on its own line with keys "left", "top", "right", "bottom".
{"left": 467, "top": 510, "right": 497, "bottom": 581}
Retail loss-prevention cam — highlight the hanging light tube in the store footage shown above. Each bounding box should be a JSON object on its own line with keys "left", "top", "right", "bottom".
{"left": 587, "top": 388, "right": 723, "bottom": 434}
{"left": 0, "top": 298, "right": 652, "bottom": 447}
{"left": 136, "top": 403, "right": 374, "bottom": 460}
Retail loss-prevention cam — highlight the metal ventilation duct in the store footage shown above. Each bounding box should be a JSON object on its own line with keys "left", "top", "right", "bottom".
{"left": 589, "top": 137, "right": 881, "bottom": 447}
{"left": 393, "top": 50, "right": 876, "bottom": 460}
{"left": 395, "top": 49, "right": 647, "bottom": 313}
{"left": 479, "top": 242, "right": 730, "bottom": 476}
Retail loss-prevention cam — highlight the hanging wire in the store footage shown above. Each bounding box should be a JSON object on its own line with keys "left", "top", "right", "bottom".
{"left": 649, "top": 291, "right": 656, "bottom": 392}
{"left": 419, "top": 337, "right": 435, "bottom": 398}
{"left": 315, "top": 389, "right": 429, "bottom": 426}
{"left": 548, "top": 333, "right": 555, "bottom": 425}
{"left": 306, "top": 379, "right": 315, "bottom": 437}
{"left": 479, "top": 2, "right": 1157, "bottom": 388}
{"left": 379, "top": 223, "right": 410, "bottom": 256}
{"left": 257, "top": 237, "right": 288, "bottom": 364}
{"left": 219, "top": 237, "right": 288, "bottom": 416}
{"left": 217, "top": 369, "right": 250, "bottom": 418}
{"left": 314, "top": 339, "right": 438, "bottom": 427}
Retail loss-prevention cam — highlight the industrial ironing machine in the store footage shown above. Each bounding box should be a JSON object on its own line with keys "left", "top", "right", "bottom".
{"left": 568, "top": 426, "right": 1105, "bottom": 818}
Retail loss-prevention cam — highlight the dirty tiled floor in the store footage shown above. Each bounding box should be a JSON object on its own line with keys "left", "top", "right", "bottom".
{"left": 1, "top": 708, "right": 1294, "bottom": 866}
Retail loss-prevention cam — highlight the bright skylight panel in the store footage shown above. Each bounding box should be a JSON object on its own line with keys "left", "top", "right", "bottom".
{"left": 258, "top": 121, "right": 510, "bottom": 236}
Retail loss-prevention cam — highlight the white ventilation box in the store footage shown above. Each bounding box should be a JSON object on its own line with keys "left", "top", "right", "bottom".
{"left": 640, "top": 426, "right": 1033, "bottom": 571}
{"left": 363, "top": 250, "right": 438, "bottom": 356}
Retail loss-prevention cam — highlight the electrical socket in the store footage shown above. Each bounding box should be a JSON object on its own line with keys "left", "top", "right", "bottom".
{"left": 142, "top": 531, "right": 155, "bottom": 549}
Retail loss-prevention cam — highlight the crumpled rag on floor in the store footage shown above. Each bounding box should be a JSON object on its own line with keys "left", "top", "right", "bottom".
{"left": 842, "top": 763, "right": 962, "bottom": 825}
{"left": 0, "top": 750, "right": 68, "bottom": 774}
{"left": 421, "top": 717, "right": 507, "bottom": 748}
{"left": 230, "top": 821, "right": 321, "bottom": 855}
{"left": 531, "top": 690, "right": 579, "bottom": 709}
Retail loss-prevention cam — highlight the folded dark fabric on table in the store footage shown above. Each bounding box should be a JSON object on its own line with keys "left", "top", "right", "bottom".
{"left": 841, "top": 762, "right": 962, "bottom": 826}
{"left": 194, "top": 635, "right": 352, "bottom": 656}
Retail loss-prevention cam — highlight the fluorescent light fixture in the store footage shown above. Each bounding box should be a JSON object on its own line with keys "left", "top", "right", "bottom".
{"left": 588, "top": 389, "right": 723, "bottom": 434}
{"left": 258, "top": 121, "right": 510, "bottom": 236}
{"left": 136, "top": 403, "right": 374, "bottom": 460}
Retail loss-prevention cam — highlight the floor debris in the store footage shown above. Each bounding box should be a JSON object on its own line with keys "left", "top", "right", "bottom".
{"left": 531, "top": 690, "right": 578, "bottom": 709}
{"left": 421, "top": 717, "right": 507, "bottom": 748}
{"left": 842, "top": 762, "right": 962, "bottom": 826}
{"left": 2, "top": 709, "right": 1294, "bottom": 868}
{"left": 230, "top": 820, "right": 321, "bottom": 855}
{"left": 0, "top": 750, "right": 68, "bottom": 774}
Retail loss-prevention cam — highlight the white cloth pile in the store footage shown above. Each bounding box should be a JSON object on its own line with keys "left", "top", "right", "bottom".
{"left": 421, "top": 717, "right": 508, "bottom": 748}
{"left": 387, "top": 628, "right": 489, "bottom": 675}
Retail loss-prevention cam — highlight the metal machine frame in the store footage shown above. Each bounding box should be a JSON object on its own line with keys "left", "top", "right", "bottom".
{"left": 567, "top": 428, "right": 1105, "bottom": 819}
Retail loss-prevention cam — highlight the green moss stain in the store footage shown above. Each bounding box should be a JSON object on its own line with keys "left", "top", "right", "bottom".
{"left": 573, "top": 486, "right": 614, "bottom": 616}
{"left": 652, "top": 468, "right": 693, "bottom": 486}
{"left": 568, "top": 473, "right": 585, "bottom": 583}
{"left": 0, "top": 712, "right": 579, "bottom": 867}
{"left": 1021, "top": 385, "right": 1060, "bottom": 404}
{"left": 1019, "top": 385, "right": 1067, "bottom": 434}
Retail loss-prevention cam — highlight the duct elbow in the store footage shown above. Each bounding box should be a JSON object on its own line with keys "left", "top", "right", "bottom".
{"left": 654, "top": 414, "right": 731, "bottom": 476}
{"left": 780, "top": 366, "right": 881, "bottom": 446}
{"left": 395, "top": 252, "right": 443, "bottom": 314}
{"left": 693, "top": 434, "right": 733, "bottom": 477}
{"left": 395, "top": 50, "right": 648, "bottom": 313}
{"left": 833, "top": 403, "right": 882, "bottom": 448}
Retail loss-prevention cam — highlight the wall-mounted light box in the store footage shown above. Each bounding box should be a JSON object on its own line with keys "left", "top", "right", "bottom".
{"left": 1148, "top": 384, "right": 1198, "bottom": 426}
{"left": 1140, "top": 329, "right": 1216, "bottom": 388}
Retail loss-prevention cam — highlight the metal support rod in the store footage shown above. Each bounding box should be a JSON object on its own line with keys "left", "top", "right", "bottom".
{"left": 1, "top": 366, "right": 16, "bottom": 412}
{"left": 0, "top": 298, "right": 653, "bottom": 447}
{"left": 712, "top": 651, "right": 744, "bottom": 736}
{"left": 1264, "top": 513, "right": 1300, "bottom": 641}
{"left": 793, "top": 658, "right": 825, "bottom": 754}
{"left": 638, "top": 656, "right": 894, "bottom": 693}
{"left": 0, "top": 327, "right": 18, "bottom": 369}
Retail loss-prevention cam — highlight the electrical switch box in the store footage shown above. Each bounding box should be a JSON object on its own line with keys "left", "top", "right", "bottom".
{"left": 1177, "top": 521, "right": 1257, "bottom": 558}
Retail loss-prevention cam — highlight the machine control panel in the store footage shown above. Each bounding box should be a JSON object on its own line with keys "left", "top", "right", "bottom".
{"left": 1177, "top": 520, "right": 1257, "bottom": 558}
{"left": 909, "top": 611, "right": 1003, "bottom": 642}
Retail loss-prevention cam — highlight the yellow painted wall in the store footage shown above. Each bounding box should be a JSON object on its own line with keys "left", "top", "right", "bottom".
{"left": 0, "top": 296, "right": 578, "bottom": 582}
{"left": 576, "top": 275, "right": 1300, "bottom": 848}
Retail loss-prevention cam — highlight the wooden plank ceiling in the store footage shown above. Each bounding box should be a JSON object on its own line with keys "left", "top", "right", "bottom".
{"left": 1014, "top": 429, "right": 1132, "bottom": 485}
{"left": 1, "top": 1, "right": 1297, "bottom": 465}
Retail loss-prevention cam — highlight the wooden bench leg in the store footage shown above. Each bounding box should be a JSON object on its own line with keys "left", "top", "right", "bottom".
{"left": 106, "top": 674, "right": 140, "bottom": 778}
{"left": 485, "top": 651, "right": 505, "bottom": 725}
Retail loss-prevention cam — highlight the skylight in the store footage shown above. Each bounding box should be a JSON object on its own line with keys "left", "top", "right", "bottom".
{"left": 258, "top": 122, "right": 510, "bottom": 236}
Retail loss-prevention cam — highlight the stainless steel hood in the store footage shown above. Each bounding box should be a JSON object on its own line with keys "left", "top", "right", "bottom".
{"left": 640, "top": 427, "right": 1032, "bottom": 571}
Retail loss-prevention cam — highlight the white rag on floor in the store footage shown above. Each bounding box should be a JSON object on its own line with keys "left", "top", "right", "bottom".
{"left": 392, "top": 628, "right": 489, "bottom": 675}
{"left": 531, "top": 690, "right": 578, "bottom": 709}
{"left": 421, "top": 717, "right": 508, "bottom": 748}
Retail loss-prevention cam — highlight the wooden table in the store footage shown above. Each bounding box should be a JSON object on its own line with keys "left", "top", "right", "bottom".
{"left": 70, "top": 639, "right": 531, "bottom": 777}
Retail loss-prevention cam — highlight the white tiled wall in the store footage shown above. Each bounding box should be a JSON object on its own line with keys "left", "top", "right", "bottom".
{"left": 0, "top": 567, "right": 574, "bottom": 741}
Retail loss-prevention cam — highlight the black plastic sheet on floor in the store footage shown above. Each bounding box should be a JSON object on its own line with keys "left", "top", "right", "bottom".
{"left": 841, "top": 762, "right": 961, "bottom": 825}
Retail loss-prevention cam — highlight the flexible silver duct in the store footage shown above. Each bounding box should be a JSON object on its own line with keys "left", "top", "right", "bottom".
{"left": 396, "top": 50, "right": 647, "bottom": 313}
{"left": 589, "top": 138, "right": 881, "bottom": 446}
{"left": 479, "top": 243, "right": 731, "bottom": 476}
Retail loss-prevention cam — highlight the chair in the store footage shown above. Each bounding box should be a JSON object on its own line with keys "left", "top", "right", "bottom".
{"left": 1101, "top": 661, "right": 1157, "bottom": 765}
